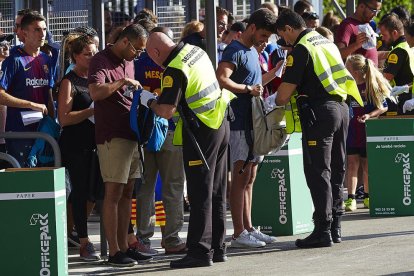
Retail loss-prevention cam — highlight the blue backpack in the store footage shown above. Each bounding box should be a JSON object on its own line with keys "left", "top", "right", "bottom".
{"left": 130, "top": 89, "right": 168, "bottom": 152}
{"left": 27, "top": 116, "right": 61, "bottom": 167}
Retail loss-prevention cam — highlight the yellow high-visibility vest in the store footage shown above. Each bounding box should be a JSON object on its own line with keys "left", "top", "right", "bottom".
{"left": 164, "top": 44, "right": 235, "bottom": 145}
{"left": 285, "top": 31, "right": 363, "bottom": 133}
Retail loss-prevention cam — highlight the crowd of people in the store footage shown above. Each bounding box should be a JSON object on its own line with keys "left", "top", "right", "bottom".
{"left": 0, "top": 0, "right": 413, "bottom": 270}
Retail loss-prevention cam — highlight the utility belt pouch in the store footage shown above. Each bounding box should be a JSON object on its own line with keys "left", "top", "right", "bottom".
{"left": 296, "top": 95, "right": 316, "bottom": 128}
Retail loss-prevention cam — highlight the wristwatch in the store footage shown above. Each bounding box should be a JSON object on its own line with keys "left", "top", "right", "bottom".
{"left": 245, "top": 85, "right": 253, "bottom": 94}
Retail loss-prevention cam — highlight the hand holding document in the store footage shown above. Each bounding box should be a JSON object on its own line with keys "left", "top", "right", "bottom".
{"left": 20, "top": 111, "right": 43, "bottom": 126}
{"left": 275, "top": 50, "right": 288, "bottom": 78}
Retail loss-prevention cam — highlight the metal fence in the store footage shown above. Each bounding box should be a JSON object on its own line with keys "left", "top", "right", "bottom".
{"left": 156, "top": 0, "right": 187, "bottom": 42}
{"left": 0, "top": 0, "right": 15, "bottom": 36}
{"left": 104, "top": 0, "right": 188, "bottom": 43}
{"left": 47, "top": 0, "right": 90, "bottom": 42}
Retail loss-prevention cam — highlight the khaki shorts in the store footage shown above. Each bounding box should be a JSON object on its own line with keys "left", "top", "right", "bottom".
{"left": 97, "top": 138, "right": 141, "bottom": 184}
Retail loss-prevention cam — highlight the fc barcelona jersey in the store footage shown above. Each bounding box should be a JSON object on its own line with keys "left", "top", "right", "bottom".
{"left": 0, "top": 47, "right": 55, "bottom": 131}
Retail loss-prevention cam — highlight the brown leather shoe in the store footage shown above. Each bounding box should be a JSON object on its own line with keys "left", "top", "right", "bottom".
{"left": 165, "top": 243, "right": 188, "bottom": 255}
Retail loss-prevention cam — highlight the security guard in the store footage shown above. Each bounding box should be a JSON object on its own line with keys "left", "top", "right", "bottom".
{"left": 379, "top": 13, "right": 414, "bottom": 115}
{"left": 274, "top": 10, "right": 362, "bottom": 248}
{"left": 143, "top": 31, "right": 234, "bottom": 268}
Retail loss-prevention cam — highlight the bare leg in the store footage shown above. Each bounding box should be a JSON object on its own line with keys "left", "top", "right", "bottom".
{"left": 117, "top": 179, "right": 135, "bottom": 252}
{"left": 361, "top": 157, "right": 369, "bottom": 193}
{"left": 243, "top": 163, "right": 258, "bottom": 230}
{"left": 346, "top": 155, "right": 360, "bottom": 195}
{"left": 230, "top": 161, "right": 253, "bottom": 237}
{"left": 102, "top": 182, "right": 123, "bottom": 256}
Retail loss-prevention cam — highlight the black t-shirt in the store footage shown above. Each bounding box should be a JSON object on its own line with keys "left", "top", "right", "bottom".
{"left": 383, "top": 36, "right": 414, "bottom": 86}
{"left": 281, "top": 29, "right": 327, "bottom": 99}
{"left": 59, "top": 70, "right": 96, "bottom": 151}
{"left": 180, "top": 32, "right": 206, "bottom": 51}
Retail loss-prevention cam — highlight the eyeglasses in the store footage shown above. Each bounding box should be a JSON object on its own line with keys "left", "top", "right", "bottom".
{"left": 217, "top": 20, "right": 227, "bottom": 28}
{"left": 302, "top": 12, "right": 319, "bottom": 20}
{"left": 364, "top": 3, "right": 381, "bottom": 15}
{"left": 128, "top": 41, "right": 144, "bottom": 56}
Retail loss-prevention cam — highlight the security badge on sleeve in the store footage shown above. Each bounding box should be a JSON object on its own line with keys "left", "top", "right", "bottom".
{"left": 286, "top": 55, "right": 294, "bottom": 67}
{"left": 387, "top": 53, "right": 398, "bottom": 64}
{"left": 163, "top": 75, "right": 174, "bottom": 88}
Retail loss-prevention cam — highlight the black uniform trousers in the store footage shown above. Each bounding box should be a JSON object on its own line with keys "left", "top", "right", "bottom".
{"left": 182, "top": 116, "right": 230, "bottom": 259}
{"left": 301, "top": 100, "right": 349, "bottom": 223}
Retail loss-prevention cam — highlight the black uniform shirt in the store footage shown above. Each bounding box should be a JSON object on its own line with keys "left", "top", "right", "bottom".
{"left": 157, "top": 42, "right": 187, "bottom": 107}
{"left": 383, "top": 36, "right": 414, "bottom": 86}
{"left": 282, "top": 29, "right": 327, "bottom": 99}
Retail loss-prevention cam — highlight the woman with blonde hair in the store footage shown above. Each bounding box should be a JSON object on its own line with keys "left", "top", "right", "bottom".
{"left": 344, "top": 54, "right": 394, "bottom": 212}
{"left": 180, "top": 20, "right": 206, "bottom": 49}
{"left": 58, "top": 34, "right": 100, "bottom": 261}
{"left": 181, "top": 20, "right": 204, "bottom": 39}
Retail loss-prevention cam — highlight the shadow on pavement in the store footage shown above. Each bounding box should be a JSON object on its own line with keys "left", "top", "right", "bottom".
{"left": 380, "top": 272, "right": 414, "bottom": 276}
{"left": 343, "top": 230, "right": 414, "bottom": 242}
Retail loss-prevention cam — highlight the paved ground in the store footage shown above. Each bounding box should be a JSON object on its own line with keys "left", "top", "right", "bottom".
{"left": 69, "top": 200, "right": 414, "bottom": 276}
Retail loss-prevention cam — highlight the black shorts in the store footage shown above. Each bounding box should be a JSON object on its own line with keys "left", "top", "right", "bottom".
{"left": 347, "top": 147, "right": 367, "bottom": 158}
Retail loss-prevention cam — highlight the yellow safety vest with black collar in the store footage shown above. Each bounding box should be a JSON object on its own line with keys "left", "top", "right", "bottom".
{"left": 164, "top": 44, "right": 235, "bottom": 145}
{"left": 285, "top": 31, "right": 363, "bottom": 133}
{"left": 387, "top": 40, "right": 414, "bottom": 93}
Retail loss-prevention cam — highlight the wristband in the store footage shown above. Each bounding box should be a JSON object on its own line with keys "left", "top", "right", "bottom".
{"left": 245, "top": 85, "right": 253, "bottom": 94}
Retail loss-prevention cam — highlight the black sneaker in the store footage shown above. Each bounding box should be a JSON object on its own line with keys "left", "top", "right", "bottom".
{"left": 107, "top": 251, "right": 137, "bottom": 267}
{"left": 126, "top": 248, "right": 153, "bottom": 263}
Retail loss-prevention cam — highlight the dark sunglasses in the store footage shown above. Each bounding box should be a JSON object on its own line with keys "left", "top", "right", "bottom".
{"left": 302, "top": 12, "right": 319, "bottom": 20}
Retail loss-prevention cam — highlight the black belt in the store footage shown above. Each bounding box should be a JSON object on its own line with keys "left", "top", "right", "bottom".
{"left": 305, "top": 95, "right": 344, "bottom": 103}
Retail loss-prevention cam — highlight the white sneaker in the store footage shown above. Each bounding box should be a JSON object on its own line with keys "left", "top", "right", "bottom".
{"left": 231, "top": 230, "right": 266, "bottom": 248}
{"left": 249, "top": 227, "right": 277, "bottom": 244}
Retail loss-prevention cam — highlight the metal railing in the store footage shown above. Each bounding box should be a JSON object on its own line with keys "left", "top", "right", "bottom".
{"left": 0, "top": 152, "right": 20, "bottom": 168}
{"left": 0, "top": 132, "right": 61, "bottom": 167}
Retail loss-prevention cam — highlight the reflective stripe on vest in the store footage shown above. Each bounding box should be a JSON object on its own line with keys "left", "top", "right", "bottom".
{"left": 389, "top": 41, "right": 414, "bottom": 93}
{"left": 285, "top": 92, "right": 302, "bottom": 133}
{"left": 164, "top": 44, "right": 235, "bottom": 145}
{"left": 298, "top": 31, "right": 363, "bottom": 106}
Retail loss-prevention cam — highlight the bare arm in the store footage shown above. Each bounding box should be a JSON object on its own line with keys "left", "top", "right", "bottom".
{"left": 337, "top": 33, "right": 367, "bottom": 60}
{"left": 88, "top": 77, "right": 141, "bottom": 101}
{"left": 275, "top": 82, "right": 298, "bottom": 106}
{"left": 149, "top": 100, "right": 176, "bottom": 120}
{"left": 47, "top": 89, "right": 55, "bottom": 119}
{"left": 262, "top": 60, "right": 283, "bottom": 86}
{"left": 216, "top": 62, "right": 248, "bottom": 94}
{"left": 0, "top": 88, "right": 48, "bottom": 115}
{"left": 216, "top": 61, "right": 262, "bottom": 96}
{"left": 383, "top": 72, "right": 394, "bottom": 82}
{"left": 358, "top": 106, "right": 388, "bottom": 123}
{"left": 57, "top": 79, "right": 94, "bottom": 127}
{"left": 262, "top": 67, "right": 277, "bottom": 86}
